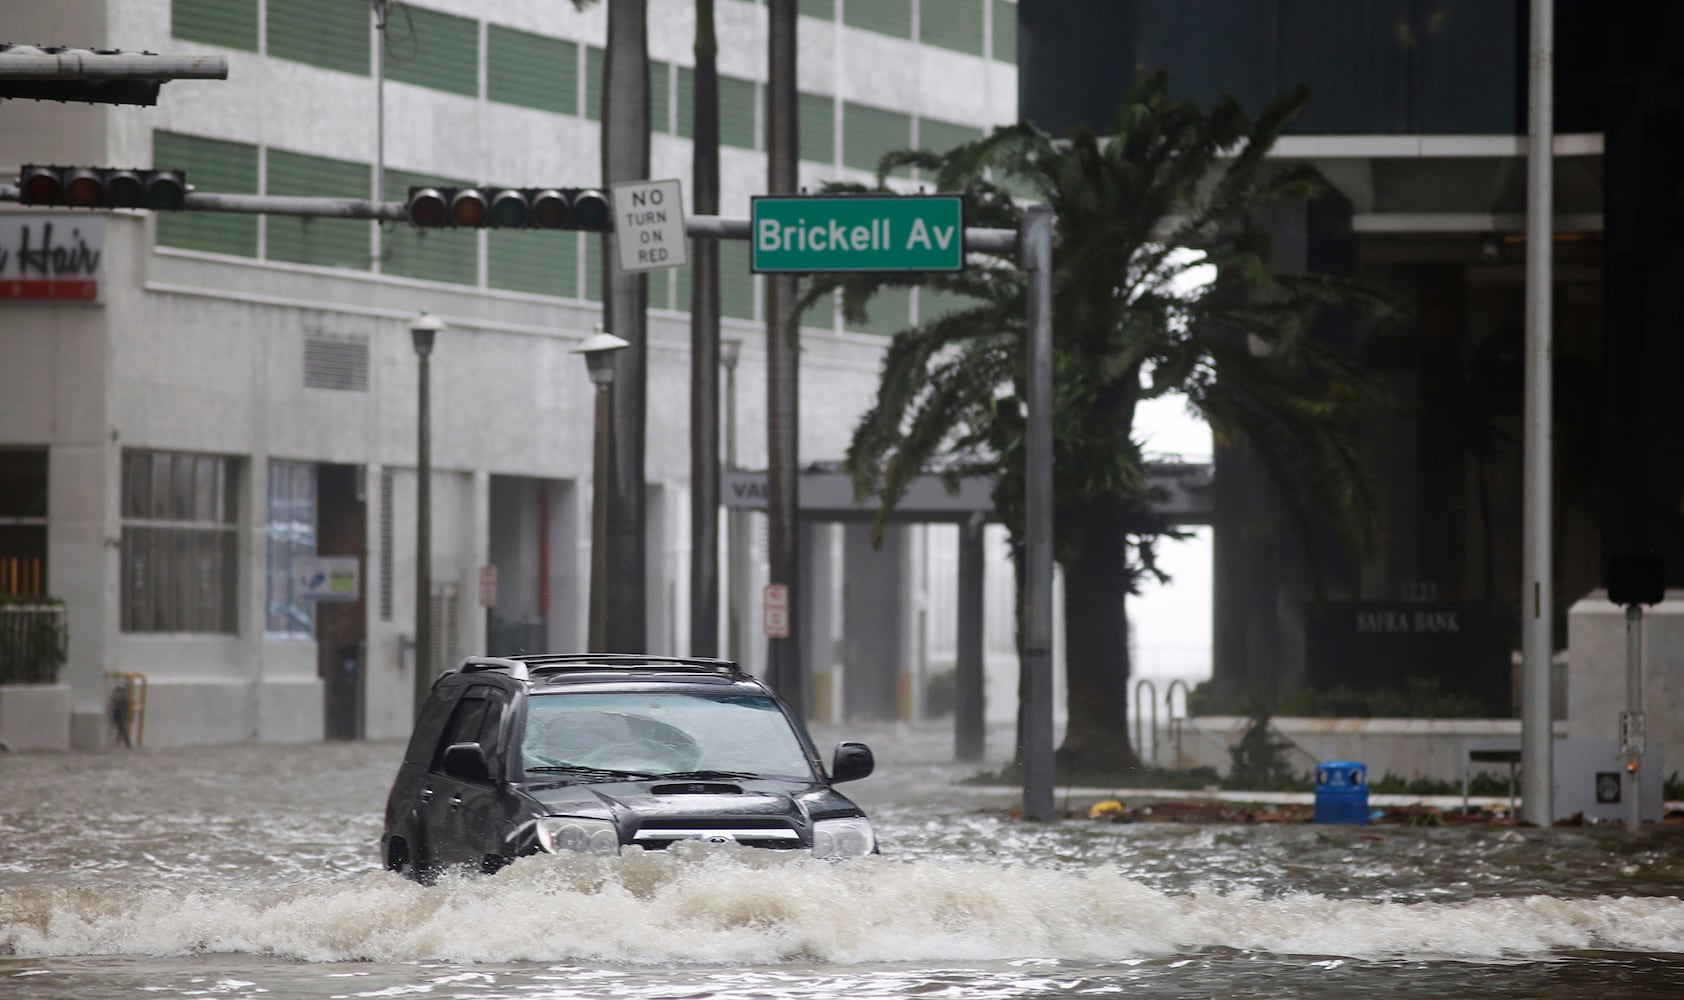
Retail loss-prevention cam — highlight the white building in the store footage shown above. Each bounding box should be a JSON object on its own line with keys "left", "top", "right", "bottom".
{"left": 0, "top": 0, "right": 1031, "bottom": 748}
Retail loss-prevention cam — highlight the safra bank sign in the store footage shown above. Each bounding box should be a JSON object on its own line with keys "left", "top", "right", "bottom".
{"left": 0, "top": 215, "right": 105, "bottom": 303}
{"left": 751, "top": 194, "right": 963, "bottom": 273}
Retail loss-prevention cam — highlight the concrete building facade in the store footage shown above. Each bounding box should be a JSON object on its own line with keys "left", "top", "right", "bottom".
{"left": 0, "top": 0, "right": 1027, "bottom": 748}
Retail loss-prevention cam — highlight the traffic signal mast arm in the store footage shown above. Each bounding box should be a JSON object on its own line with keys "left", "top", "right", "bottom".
{"left": 1, "top": 180, "right": 1018, "bottom": 250}
{"left": 0, "top": 47, "right": 227, "bottom": 81}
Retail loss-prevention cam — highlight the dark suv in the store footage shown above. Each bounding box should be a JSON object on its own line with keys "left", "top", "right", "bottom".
{"left": 382, "top": 653, "right": 876, "bottom": 880}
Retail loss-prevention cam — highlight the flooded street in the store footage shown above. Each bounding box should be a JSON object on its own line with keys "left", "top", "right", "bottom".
{"left": 4, "top": 721, "right": 1684, "bottom": 998}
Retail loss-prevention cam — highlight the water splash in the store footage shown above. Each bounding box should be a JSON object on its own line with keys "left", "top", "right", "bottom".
{"left": 5, "top": 844, "right": 1683, "bottom": 966}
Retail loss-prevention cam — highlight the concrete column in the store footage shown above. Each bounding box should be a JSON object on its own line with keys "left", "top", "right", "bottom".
{"left": 802, "top": 522, "right": 838, "bottom": 721}
{"left": 52, "top": 442, "right": 115, "bottom": 749}
{"left": 841, "top": 523, "right": 909, "bottom": 721}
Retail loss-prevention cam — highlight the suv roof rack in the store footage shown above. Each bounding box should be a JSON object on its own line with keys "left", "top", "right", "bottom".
{"left": 457, "top": 655, "right": 531, "bottom": 679}
{"left": 455, "top": 653, "right": 745, "bottom": 681}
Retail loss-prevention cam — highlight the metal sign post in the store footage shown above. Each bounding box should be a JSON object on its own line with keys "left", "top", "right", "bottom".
{"left": 1609, "top": 552, "right": 1664, "bottom": 833}
{"left": 1621, "top": 603, "right": 1646, "bottom": 834}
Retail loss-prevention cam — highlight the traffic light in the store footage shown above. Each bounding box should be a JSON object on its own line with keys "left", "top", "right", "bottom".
{"left": 18, "top": 165, "right": 188, "bottom": 210}
{"left": 405, "top": 186, "right": 611, "bottom": 230}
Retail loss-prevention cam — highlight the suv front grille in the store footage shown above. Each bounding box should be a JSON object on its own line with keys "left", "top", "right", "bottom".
{"left": 631, "top": 819, "right": 802, "bottom": 849}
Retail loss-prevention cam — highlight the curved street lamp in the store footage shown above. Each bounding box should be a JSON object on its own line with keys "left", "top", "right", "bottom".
{"left": 410, "top": 310, "right": 445, "bottom": 719}
{"left": 575, "top": 327, "right": 629, "bottom": 650}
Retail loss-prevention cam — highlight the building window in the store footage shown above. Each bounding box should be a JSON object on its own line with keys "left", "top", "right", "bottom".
{"left": 120, "top": 451, "right": 239, "bottom": 634}
{"left": 799, "top": 92, "right": 836, "bottom": 164}
{"left": 383, "top": 4, "right": 478, "bottom": 97}
{"left": 171, "top": 0, "right": 258, "bottom": 51}
{"left": 844, "top": 0, "right": 913, "bottom": 39}
{"left": 487, "top": 26, "right": 576, "bottom": 115}
{"left": 992, "top": 0, "right": 1017, "bottom": 64}
{"left": 489, "top": 229, "right": 579, "bottom": 298}
{"left": 585, "top": 45, "right": 606, "bottom": 121}
{"left": 919, "top": 116, "right": 984, "bottom": 156}
{"left": 675, "top": 68, "right": 757, "bottom": 147}
{"left": 920, "top": 0, "right": 985, "bottom": 56}
{"left": 719, "top": 75, "right": 759, "bottom": 149}
{"left": 267, "top": 0, "right": 369, "bottom": 76}
{"left": 266, "top": 460, "right": 317, "bottom": 636}
{"left": 154, "top": 131, "right": 259, "bottom": 258}
{"left": 842, "top": 102, "right": 912, "bottom": 174}
{"left": 0, "top": 449, "right": 48, "bottom": 598}
{"left": 266, "top": 148, "right": 372, "bottom": 269}
{"left": 845, "top": 284, "right": 912, "bottom": 337}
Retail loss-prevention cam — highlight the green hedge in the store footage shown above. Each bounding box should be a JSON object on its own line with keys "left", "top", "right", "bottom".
{"left": 0, "top": 596, "right": 68, "bottom": 684}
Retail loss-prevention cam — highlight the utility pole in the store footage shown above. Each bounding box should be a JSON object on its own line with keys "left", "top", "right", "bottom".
{"left": 601, "top": 0, "right": 651, "bottom": 652}
{"left": 1520, "top": 0, "right": 1554, "bottom": 827}
{"left": 689, "top": 0, "right": 722, "bottom": 657}
{"left": 764, "top": 0, "right": 803, "bottom": 710}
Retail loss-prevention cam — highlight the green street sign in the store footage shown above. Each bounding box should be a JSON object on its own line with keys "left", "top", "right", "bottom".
{"left": 751, "top": 194, "right": 964, "bottom": 273}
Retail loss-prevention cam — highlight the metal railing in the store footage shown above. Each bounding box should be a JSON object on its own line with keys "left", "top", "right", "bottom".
{"left": 1132, "top": 677, "right": 1159, "bottom": 766}
{"left": 1165, "top": 679, "right": 1192, "bottom": 769}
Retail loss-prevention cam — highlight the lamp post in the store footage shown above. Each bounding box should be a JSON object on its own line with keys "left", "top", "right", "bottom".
{"left": 410, "top": 310, "right": 444, "bottom": 719}
{"left": 576, "top": 327, "right": 630, "bottom": 651}
{"left": 720, "top": 337, "right": 744, "bottom": 660}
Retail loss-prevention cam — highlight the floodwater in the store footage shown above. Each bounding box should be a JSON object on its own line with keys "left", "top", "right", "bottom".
{"left": 4, "top": 721, "right": 1684, "bottom": 999}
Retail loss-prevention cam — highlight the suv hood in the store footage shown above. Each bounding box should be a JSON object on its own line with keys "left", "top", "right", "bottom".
{"left": 526, "top": 778, "right": 864, "bottom": 830}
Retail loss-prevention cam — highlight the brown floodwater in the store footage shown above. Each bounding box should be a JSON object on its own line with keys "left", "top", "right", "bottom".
{"left": 3, "top": 720, "right": 1683, "bottom": 998}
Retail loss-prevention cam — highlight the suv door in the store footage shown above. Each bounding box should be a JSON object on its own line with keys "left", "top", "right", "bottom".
{"left": 425, "top": 684, "right": 512, "bottom": 871}
{"left": 385, "top": 678, "right": 465, "bottom": 872}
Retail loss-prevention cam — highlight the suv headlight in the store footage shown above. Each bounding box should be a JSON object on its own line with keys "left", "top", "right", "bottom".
{"left": 811, "top": 816, "right": 875, "bottom": 858}
{"left": 536, "top": 816, "right": 620, "bottom": 856}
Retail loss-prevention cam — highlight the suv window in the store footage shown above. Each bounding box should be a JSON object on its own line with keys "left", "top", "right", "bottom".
{"left": 403, "top": 684, "right": 459, "bottom": 765}
{"left": 430, "top": 685, "right": 506, "bottom": 771}
{"left": 520, "top": 691, "right": 813, "bottom": 778}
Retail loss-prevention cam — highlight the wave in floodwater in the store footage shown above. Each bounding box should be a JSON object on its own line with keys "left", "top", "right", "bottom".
{"left": 4, "top": 845, "right": 1683, "bottom": 966}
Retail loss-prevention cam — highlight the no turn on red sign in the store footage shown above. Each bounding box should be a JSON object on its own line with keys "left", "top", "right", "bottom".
{"left": 763, "top": 583, "right": 790, "bottom": 638}
{"left": 611, "top": 178, "right": 687, "bottom": 273}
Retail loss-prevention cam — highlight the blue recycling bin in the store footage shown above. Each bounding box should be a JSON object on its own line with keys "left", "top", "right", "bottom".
{"left": 1314, "top": 761, "right": 1370, "bottom": 824}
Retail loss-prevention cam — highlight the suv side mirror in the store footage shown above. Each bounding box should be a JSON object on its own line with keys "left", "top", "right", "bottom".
{"left": 830, "top": 741, "right": 874, "bottom": 783}
{"left": 441, "top": 741, "right": 493, "bottom": 782}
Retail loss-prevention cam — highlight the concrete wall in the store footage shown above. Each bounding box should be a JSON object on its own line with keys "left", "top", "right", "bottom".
{"left": 1166, "top": 715, "right": 1568, "bottom": 786}
{"left": 1567, "top": 590, "right": 1684, "bottom": 769}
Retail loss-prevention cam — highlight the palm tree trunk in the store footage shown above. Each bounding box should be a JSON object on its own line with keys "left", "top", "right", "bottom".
{"left": 1058, "top": 496, "right": 1142, "bottom": 771}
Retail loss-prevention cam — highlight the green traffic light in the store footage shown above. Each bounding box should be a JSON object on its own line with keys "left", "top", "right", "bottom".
{"left": 489, "top": 189, "right": 529, "bottom": 228}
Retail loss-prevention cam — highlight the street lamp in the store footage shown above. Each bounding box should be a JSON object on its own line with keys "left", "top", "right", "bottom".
{"left": 576, "top": 326, "right": 630, "bottom": 651}
{"left": 719, "top": 337, "right": 745, "bottom": 660}
{"left": 410, "top": 309, "right": 445, "bottom": 719}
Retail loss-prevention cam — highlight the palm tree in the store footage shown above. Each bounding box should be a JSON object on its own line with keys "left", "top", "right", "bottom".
{"left": 800, "top": 72, "right": 1394, "bottom": 772}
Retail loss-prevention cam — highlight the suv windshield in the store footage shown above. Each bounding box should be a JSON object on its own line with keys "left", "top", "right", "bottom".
{"left": 520, "top": 691, "right": 815, "bottom": 780}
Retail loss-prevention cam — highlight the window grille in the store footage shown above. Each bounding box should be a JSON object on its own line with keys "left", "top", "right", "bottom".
{"left": 303, "top": 334, "right": 370, "bottom": 391}
{"left": 120, "top": 450, "right": 239, "bottom": 633}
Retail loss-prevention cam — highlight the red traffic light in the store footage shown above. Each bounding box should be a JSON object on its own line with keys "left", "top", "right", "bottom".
{"left": 18, "top": 165, "right": 62, "bottom": 204}
{"left": 406, "top": 187, "right": 449, "bottom": 227}
{"left": 16, "top": 165, "right": 190, "bottom": 209}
